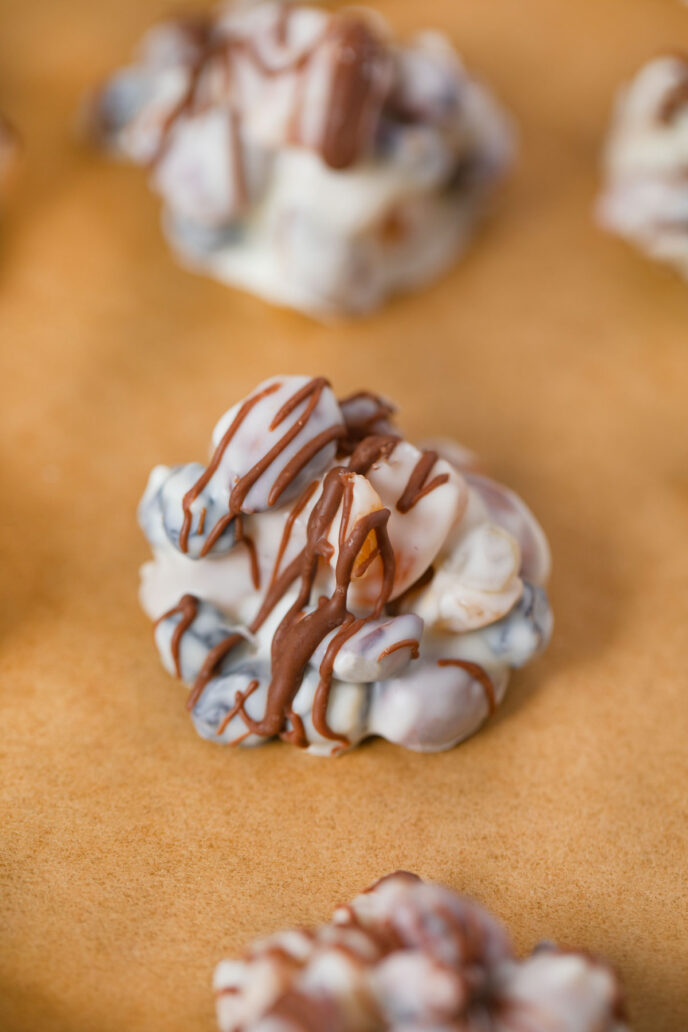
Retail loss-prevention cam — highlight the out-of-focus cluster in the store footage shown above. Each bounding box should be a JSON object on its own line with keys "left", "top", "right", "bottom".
{"left": 139, "top": 374, "right": 552, "bottom": 756}
{"left": 214, "top": 872, "right": 629, "bottom": 1032}
{"left": 86, "top": 0, "right": 514, "bottom": 316}
{"left": 0, "top": 113, "right": 19, "bottom": 198}
{"left": 599, "top": 54, "right": 688, "bottom": 277}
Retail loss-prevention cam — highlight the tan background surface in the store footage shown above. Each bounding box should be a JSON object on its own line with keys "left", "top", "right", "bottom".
{"left": 1, "top": 0, "right": 687, "bottom": 1029}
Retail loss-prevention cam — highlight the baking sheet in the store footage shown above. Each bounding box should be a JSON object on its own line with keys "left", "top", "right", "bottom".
{"left": 1, "top": 0, "right": 687, "bottom": 1029}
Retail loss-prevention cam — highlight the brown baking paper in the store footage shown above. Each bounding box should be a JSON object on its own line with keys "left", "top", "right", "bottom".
{"left": 1, "top": 0, "right": 687, "bottom": 1029}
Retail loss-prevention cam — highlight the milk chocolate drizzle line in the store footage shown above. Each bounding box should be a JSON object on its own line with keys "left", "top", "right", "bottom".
{"left": 186, "top": 630, "right": 246, "bottom": 713}
{"left": 231, "top": 436, "right": 399, "bottom": 746}
{"left": 227, "top": 107, "right": 247, "bottom": 210}
{"left": 155, "top": 592, "right": 247, "bottom": 713}
{"left": 269, "top": 479, "right": 319, "bottom": 589}
{"left": 377, "top": 638, "right": 420, "bottom": 662}
{"left": 318, "top": 17, "right": 387, "bottom": 170}
{"left": 312, "top": 615, "right": 366, "bottom": 747}
{"left": 215, "top": 678, "right": 260, "bottom": 742}
{"left": 396, "top": 450, "right": 450, "bottom": 514}
{"left": 335, "top": 876, "right": 490, "bottom": 968}
{"left": 156, "top": 593, "right": 199, "bottom": 678}
{"left": 152, "top": 21, "right": 214, "bottom": 165}
{"left": 235, "top": 514, "right": 260, "bottom": 590}
{"left": 179, "top": 380, "right": 280, "bottom": 554}
{"left": 228, "top": 376, "right": 344, "bottom": 512}
{"left": 437, "top": 658, "right": 497, "bottom": 715}
{"left": 180, "top": 377, "right": 345, "bottom": 556}
{"left": 337, "top": 390, "right": 397, "bottom": 454}
{"left": 355, "top": 544, "right": 381, "bottom": 576}
{"left": 149, "top": 5, "right": 387, "bottom": 178}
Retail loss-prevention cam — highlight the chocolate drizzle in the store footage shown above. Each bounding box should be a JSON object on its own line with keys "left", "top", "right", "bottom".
{"left": 233, "top": 435, "right": 399, "bottom": 746}
{"left": 227, "top": 107, "right": 247, "bottom": 210}
{"left": 317, "top": 16, "right": 389, "bottom": 170}
{"left": 356, "top": 544, "right": 381, "bottom": 576}
{"left": 152, "top": 21, "right": 215, "bottom": 165}
{"left": 156, "top": 593, "right": 199, "bottom": 678}
{"left": 179, "top": 380, "right": 280, "bottom": 554}
{"left": 159, "top": 380, "right": 499, "bottom": 749}
{"left": 147, "top": 4, "right": 389, "bottom": 185}
{"left": 337, "top": 390, "right": 397, "bottom": 454}
{"left": 235, "top": 515, "right": 260, "bottom": 590}
{"left": 186, "top": 631, "right": 246, "bottom": 713}
{"left": 312, "top": 616, "right": 366, "bottom": 747}
{"left": 214, "top": 872, "right": 627, "bottom": 1030}
{"left": 396, "top": 450, "right": 450, "bottom": 514}
{"left": 216, "top": 678, "right": 260, "bottom": 743}
{"left": 269, "top": 479, "right": 319, "bottom": 588}
{"left": 437, "top": 658, "right": 497, "bottom": 715}
{"left": 377, "top": 638, "right": 420, "bottom": 662}
{"left": 155, "top": 593, "right": 245, "bottom": 713}
{"left": 180, "top": 377, "right": 345, "bottom": 557}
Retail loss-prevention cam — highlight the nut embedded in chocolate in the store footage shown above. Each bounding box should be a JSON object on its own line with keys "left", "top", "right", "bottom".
{"left": 213, "top": 872, "right": 630, "bottom": 1031}
{"left": 85, "top": 1, "right": 514, "bottom": 317}
{"left": 139, "top": 374, "right": 552, "bottom": 756}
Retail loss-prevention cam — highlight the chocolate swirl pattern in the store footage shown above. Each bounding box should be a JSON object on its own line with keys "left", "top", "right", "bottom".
{"left": 139, "top": 375, "right": 552, "bottom": 756}
{"left": 86, "top": 1, "right": 514, "bottom": 316}
{"left": 213, "top": 872, "right": 630, "bottom": 1032}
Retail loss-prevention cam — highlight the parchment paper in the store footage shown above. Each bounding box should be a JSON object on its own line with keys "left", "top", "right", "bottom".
{"left": 1, "top": 1, "right": 687, "bottom": 1029}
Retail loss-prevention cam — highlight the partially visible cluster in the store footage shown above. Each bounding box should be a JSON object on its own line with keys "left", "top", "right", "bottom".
{"left": 599, "top": 54, "right": 688, "bottom": 277}
{"left": 214, "top": 872, "right": 630, "bottom": 1032}
{"left": 86, "top": 0, "right": 513, "bottom": 316}
{"left": 0, "top": 113, "right": 19, "bottom": 198}
{"left": 139, "top": 374, "right": 552, "bottom": 756}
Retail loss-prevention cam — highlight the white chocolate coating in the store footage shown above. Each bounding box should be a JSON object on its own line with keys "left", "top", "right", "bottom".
{"left": 213, "top": 872, "right": 629, "bottom": 1032}
{"left": 599, "top": 55, "right": 688, "bottom": 276}
{"left": 139, "top": 375, "right": 552, "bottom": 756}
{"left": 87, "top": 1, "right": 514, "bottom": 317}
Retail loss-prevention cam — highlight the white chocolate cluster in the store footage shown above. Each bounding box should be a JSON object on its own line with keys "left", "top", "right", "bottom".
{"left": 87, "top": 1, "right": 514, "bottom": 316}
{"left": 214, "top": 872, "right": 630, "bottom": 1032}
{"left": 599, "top": 55, "right": 688, "bottom": 276}
{"left": 139, "top": 375, "right": 552, "bottom": 756}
